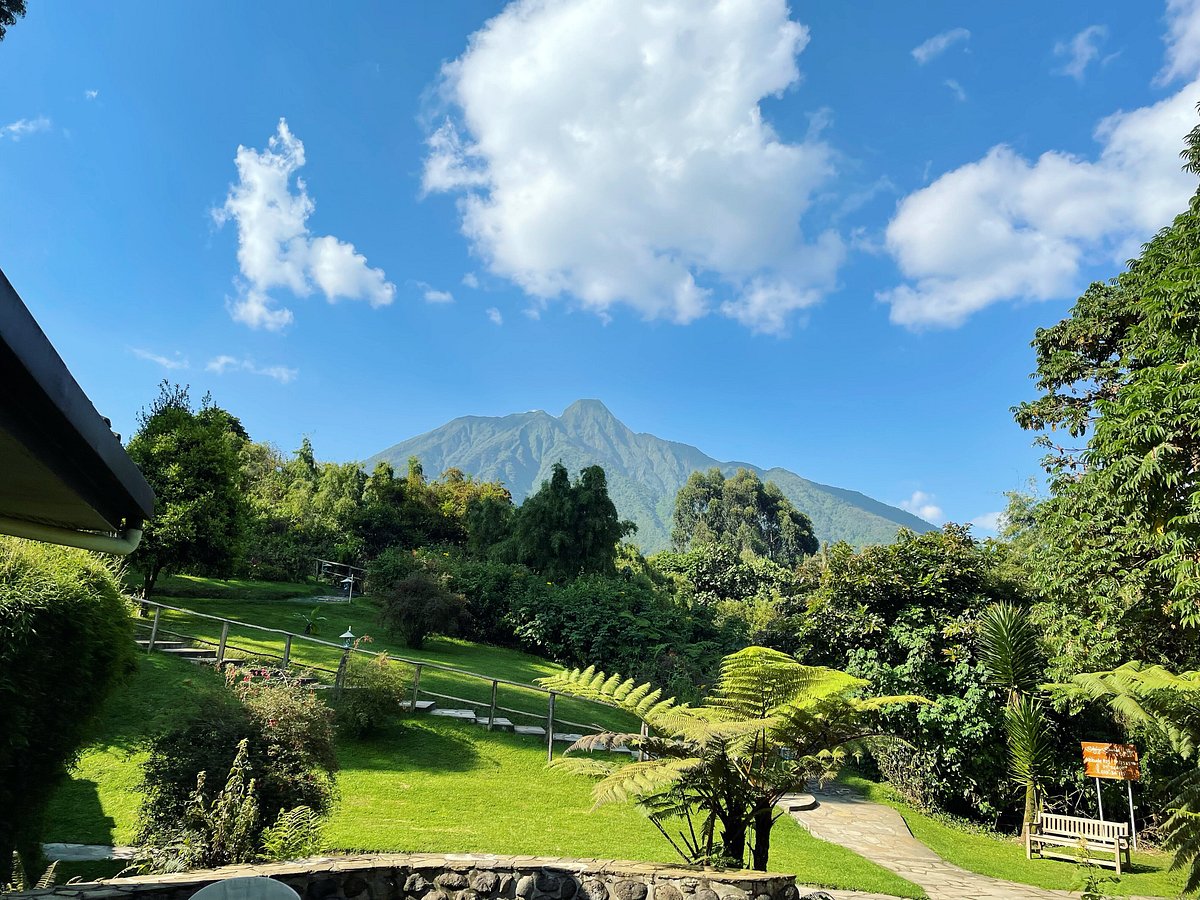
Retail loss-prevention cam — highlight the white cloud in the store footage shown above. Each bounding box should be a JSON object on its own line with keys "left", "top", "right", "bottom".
{"left": 1055, "top": 25, "right": 1107, "bottom": 81}
{"left": 131, "top": 348, "right": 188, "bottom": 370}
{"left": 1159, "top": 0, "right": 1200, "bottom": 84}
{"left": 911, "top": 28, "right": 970, "bottom": 65}
{"left": 205, "top": 355, "right": 298, "bottom": 384}
{"left": 413, "top": 281, "right": 454, "bottom": 303}
{"left": 486, "top": 307, "right": 503, "bottom": 325}
{"left": 0, "top": 116, "right": 51, "bottom": 141}
{"left": 899, "top": 490, "right": 944, "bottom": 524}
{"left": 970, "top": 511, "right": 1005, "bottom": 534}
{"left": 944, "top": 79, "right": 967, "bottom": 101}
{"left": 214, "top": 119, "right": 395, "bottom": 330}
{"left": 84, "top": 89, "right": 99, "bottom": 100}
{"left": 462, "top": 272, "right": 479, "bottom": 289}
{"left": 422, "top": 0, "right": 841, "bottom": 335}
{"left": 881, "top": 78, "right": 1200, "bottom": 328}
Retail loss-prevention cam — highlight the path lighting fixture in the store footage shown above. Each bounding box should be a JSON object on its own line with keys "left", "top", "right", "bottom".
{"left": 341, "top": 575, "right": 355, "bottom": 604}
{"left": 340, "top": 627, "right": 355, "bottom": 648}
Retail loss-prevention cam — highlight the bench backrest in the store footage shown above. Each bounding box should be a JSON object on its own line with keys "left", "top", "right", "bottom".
{"left": 1038, "top": 812, "right": 1128, "bottom": 839}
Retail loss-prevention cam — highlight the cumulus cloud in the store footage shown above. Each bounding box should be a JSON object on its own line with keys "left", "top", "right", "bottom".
{"left": 970, "top": 511, "right": 1005, "bottom": 534}
{"left": 462, "top": 272, "right": 479, "bottom": 289}
{"left": 205, "top": 355, "right": 299, "bottom": 384}
{"left": 944, "top": 79, "right": 967, "bottom": 101}
{"left": 85, "top": 89, "right": 99, "bottom": 100}
{"left": 911, "top": 28, "right": 970, "bottom": 65}
{"left": 422, "top": 0, "right": 841, "bottom": 335}
{"left": 881, "top": 79, "right": 1199, "bottom": 328}
{"left": 131, "top": 348, "right": 188, "bottom": 370}
{"left": 1159, "top": 0, "right": 1200, "bottom": 84}
{"left": 899, "top": 490, "right": 944, "bottom": 524}
{"left": 1055, "top": 25, "right": 1107, "bottom": 81}
{"left": 413, "top": 281, "right": 454, "bottom": 303}
{"left": 0, "top": 116, "right": 51, "bottom": 140}
{"left": 486, "top": 307, "right": 503, "bottom": 325}
{"left": 214, "top": 119, "right": 395, "bottom": 330}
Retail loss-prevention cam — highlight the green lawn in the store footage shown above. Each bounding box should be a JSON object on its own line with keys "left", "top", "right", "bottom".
{"left": 141, "top": 593, "right": 638, "bottom": 733}
{"left": 840, "top": 774, "right": 1184, "bottom": 899}
{"left": 45, "top": 649, "right": 924, "bottom": 898}
{"left": 143, "top": 574, "right": 327, "bottom": 602}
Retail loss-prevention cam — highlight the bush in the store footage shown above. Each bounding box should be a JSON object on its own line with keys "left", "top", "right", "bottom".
{"left": 138, "top": 670, "right": 337, "bottom": 854}
{"left": 377, "top": 570, "right": 469, "bottom": 649}
{"left": 0, "top": 537, "right": 134, "bottom": 880}
{"left": 336, "top": 653, "right": 410, "bottom": 738}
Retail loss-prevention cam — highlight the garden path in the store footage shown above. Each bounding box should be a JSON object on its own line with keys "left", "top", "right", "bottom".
{"left": 783, "top": 787, "right": 1158, "bottom": 900}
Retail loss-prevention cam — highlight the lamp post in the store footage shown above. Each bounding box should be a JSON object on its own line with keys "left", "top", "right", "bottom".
{"left": 341, "top": 576, "right": 355, "bottom": 605}
{"left": 334, "top": 627, "right": 355, "bottom": 697}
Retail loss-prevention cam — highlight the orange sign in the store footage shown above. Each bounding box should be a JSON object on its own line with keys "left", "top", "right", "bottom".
{"left": 1082, "top": 742, "right": 1140, "bottom": 781}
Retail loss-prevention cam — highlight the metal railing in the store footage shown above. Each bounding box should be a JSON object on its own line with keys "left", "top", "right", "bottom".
{"left": 136, "top": 600, "right": 624, "bottom": 761}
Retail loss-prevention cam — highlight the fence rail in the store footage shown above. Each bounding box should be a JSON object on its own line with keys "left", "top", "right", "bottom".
{"left": 136, "top": 600, "right": 621, "bottom": 760}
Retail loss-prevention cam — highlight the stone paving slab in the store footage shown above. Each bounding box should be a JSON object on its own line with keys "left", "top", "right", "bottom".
{"left": 785, "top": 789, "right": 1164, "bottom": 900}
{"left": 42, "top": 844, "right": 137, "bottom": 862}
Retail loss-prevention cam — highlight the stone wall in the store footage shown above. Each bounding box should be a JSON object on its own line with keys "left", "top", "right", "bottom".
{"left": 13, "top": 853, "right": 803, "bottom": 900}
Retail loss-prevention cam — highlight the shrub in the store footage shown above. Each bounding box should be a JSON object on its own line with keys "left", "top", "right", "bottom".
{"left": 0, "top": 537, "right": 134, "bottom": 880}
{"left": 138, "top": 671, "right": 337, "bottom": 853}
{"left": 336, "top": 653, "right": 410, "bottom": 738}
{"left": 377, "top": 571, "right": 469, "bottom": 649}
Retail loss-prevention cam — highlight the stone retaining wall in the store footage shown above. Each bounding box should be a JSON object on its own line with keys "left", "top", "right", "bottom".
{"left": 12, "top": 853, "right": 801, "bottom": 900}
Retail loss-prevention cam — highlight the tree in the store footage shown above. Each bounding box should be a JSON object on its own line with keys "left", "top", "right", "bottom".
{"left": 540, "top": 646, "right": 921, "bottom": 871}
{"left": 1013, "top": 112, "right": 1200, "bottom": 629}
{"left": 673, "top": 469, "right": 817, "bottom": 567}
{"left": 978, "top": 603, "right": 1054, "bottom": 836}
{"left": 127, "top": 383, "right": 249, "bottom": 597}
{"left": 508, "top": 463, "right": 635, "bottom": 581}
{"left": 0, "top": 0, "right": 25, "bottom": 42}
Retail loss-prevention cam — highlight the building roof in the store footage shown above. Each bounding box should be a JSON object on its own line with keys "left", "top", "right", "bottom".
{"left": 0, "top": 267, "right": 154, "bottom": 539}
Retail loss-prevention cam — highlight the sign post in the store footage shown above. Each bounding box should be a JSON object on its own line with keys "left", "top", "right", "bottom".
{"left": 1082, "top": 742, "right": 1140, "bottom": 848}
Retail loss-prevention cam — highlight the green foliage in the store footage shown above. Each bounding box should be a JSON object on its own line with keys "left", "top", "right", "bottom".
{"left": 336, "top": 653, "right": 411, "bottom": 738}
{"left": 127, "top": 383, "right": 250, "bottom": 597}
{"left": 0, "top": 536, "right": 134, "bottom": 880}
{"left": 541, "top": 646, "right": 921, "bottom": 870}
{"left": 672, "top": 468, "right": 818, "bottom": 566}
{"left": 260, "top": 805, "right": 324, "bottom": 861}
{"left": 0, "top": 0, "right": 26, "bottom": 42}
{"left": 2, "top": 852, "right": 57, "bottom": 891}
{"left": 138, "top": 670, "right": 337, "bottom": 855}
{"left": 376, "top": 562, "right": 470, "bottom": 649}
{"left": 500, "top": 463, "right": 635, "bottom": 581}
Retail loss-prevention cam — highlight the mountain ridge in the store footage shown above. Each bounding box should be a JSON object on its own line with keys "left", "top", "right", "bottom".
{"left": 365, "top": 399, "right": 935, "bottom": 552}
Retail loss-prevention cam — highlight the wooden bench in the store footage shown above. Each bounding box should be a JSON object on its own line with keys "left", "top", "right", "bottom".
{"left": 1026, "top": 812, "right": 1131, "bottom": 873}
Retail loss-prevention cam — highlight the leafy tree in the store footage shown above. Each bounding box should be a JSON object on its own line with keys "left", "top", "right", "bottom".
{"left": 541, "top": 646, "right": 921, "bottom": 870}
{"left": 0, "top": 0, "right": 25, "bottom": 42}
{"left": 673, "top": 469, "right": 817, "bottom": 567}
{"left": 127, "top": 383, "right": 249, "bottom": 597}
{"left": 1014, "top": 115, "right": 1200, "bottom": 630}
{"left": 371, "top": 548, "right": 469, "bottom": 648}
{"left": 507, "top": 463, "right": 635, "bottom": 581}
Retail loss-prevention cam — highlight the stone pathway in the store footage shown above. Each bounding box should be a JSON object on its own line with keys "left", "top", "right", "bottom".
{"left": 783, "top": 787, "right": 1160, "bottom": 900}
{"left": 42, "top": 843, "right": 137, "bottom": 862}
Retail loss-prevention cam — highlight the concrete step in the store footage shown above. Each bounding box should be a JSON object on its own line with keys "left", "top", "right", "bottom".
{"left": 430, "top": 708, "right": 477, "bottom": 720}
{"left": 476, "top": 716, "right": 515, "bottom": 731}
{"left": 779, "top": 793, "right": 817, "bottom": 812}
{"left": 399, "top": 700, "right": 437, "bottom": 713}
{"left": 157, "top": 646, "right": 216, "bottom": 659}
{"left": 552, "top": 732, "right": 584, "bottom": 744}
{"left": 135, "top": 639, "right": 187, "bottom": 650}
{"left": 513, "top": 725, "right": 546, "bottom": 737}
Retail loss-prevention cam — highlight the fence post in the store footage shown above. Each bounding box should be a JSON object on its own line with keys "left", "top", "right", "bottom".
{"left": 217, "top": 621, "right": 229, "bottom": 666}
{"left": 547, "top": 691, "right": 557, "bottom": 762}
{"left": 411, "top": 664, "right": 422, "bottom": 712}
{"left": 282, "top": 634, "right": 292, "bottom": 669}
{"left": 147, "top": 606, "right": 161, "bottom": 653}
{"left": 488, "top": 680, "right": 498, "bottom": 730}
{"left": 638, "top": 720, "right": 648, "bottom": 762}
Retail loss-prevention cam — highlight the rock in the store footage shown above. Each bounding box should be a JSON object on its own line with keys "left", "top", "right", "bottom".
{"left": 798, "top": 893, "right": 834, "bottom": 900}
{"left": 436, "top": 873, "right": 469, "bottom": 891}
{"left": 612, "top": 882, "right": 647, "bottom": 900}
{"left": 471, "top": 873, "right": 499, "bottom": 894}
{"left": 307, "top": 878, "right": 341, "bottom": 900}
{"left": 695, "top": 890, "right": 719, "bottom": 900}
{"left": 516, "top": 876, "right": 537, "bottom": 898}
{"left": 779, "top": 886, "right": 799, "bottom": 900}
{"left": 405, "top": 875, "right": 429, "bottom": 894}
{"left": 578, "top": 878, "right": 607, "bottom": 900}
{"left": 343, "top": 875, "right": 370, "bottom": 898}
{"left": 654, "top": 885, "right": 683, "bottom": 900}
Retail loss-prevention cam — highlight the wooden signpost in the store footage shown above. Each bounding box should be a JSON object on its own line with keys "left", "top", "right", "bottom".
{"left": 1081, "top": 742, "right": 1140, "bottom": 848}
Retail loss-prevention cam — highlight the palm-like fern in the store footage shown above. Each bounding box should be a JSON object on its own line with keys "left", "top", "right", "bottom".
{"left": 538, "top": 645, "right": 923, "bottom": 870}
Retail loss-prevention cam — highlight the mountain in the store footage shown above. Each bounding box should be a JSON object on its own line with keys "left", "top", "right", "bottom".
{"left": 365, "top": 399, "right": 935, "bottom": 552}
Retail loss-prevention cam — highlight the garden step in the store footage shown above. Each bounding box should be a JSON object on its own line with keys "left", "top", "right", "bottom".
{"left": 552, "top": 732, "right": 584, "bottom": 744}
{"left": 475, "top": 716, "right": 514, "bottom": 731}
{"left": 430, "top": 708, "right": 478, "bottom": 720}
{"left": 135, "top": 639, "right": 187, "bottom": 650}
{"left": 399, "top": 700, "right": 437, "bottom": 712}
{"left": 779, "top": 793, "right": 817, "bottom": 812}
{"left": 157, "top": 646, "right": 217, "bottom": 659}
{"left": 512, "top": 725, "right": 546, "bottom": 737}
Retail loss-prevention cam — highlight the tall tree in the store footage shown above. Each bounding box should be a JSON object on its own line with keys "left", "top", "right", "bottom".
{"left": 127, "top": 383, "right": 248, "bottom": 597}
{"left": 673, "top": 468, "right": 817, "bottom": 567}
{"left": 1014, "top": 114, "right": 1200, "bottom": 630}
{"left": 0, "top": 0, "right": 25, "bottom": 42}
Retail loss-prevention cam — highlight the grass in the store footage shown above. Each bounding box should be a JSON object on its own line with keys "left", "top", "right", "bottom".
{"left": 142, "top": 574, "right": 327, "bottom": 602}
{"left": 840, "top": 774, "right": 1184, "bottom": 899}
{"left": 141, "top": 593, "right": 639, "bottom": 733}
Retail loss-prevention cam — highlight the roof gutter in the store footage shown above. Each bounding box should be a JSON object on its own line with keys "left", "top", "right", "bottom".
{"left": 0, "top": 515, "right": 144, "bottom": 555}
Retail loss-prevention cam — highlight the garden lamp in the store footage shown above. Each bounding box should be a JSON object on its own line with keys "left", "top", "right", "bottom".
{"left": 341, "top": 627, "right": 355, "bottom": 648}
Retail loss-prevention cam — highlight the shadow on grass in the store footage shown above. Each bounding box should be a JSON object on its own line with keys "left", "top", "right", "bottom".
{"left": 337, "top": 720, "right": 482, "bottom": 774}
{"left": 41, "top": 778, "right": 115, "bottom": 846}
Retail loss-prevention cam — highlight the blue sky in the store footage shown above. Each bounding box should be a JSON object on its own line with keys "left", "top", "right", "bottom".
{"left": 3, "top": 1, "right": 1198, "bottom": 533}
